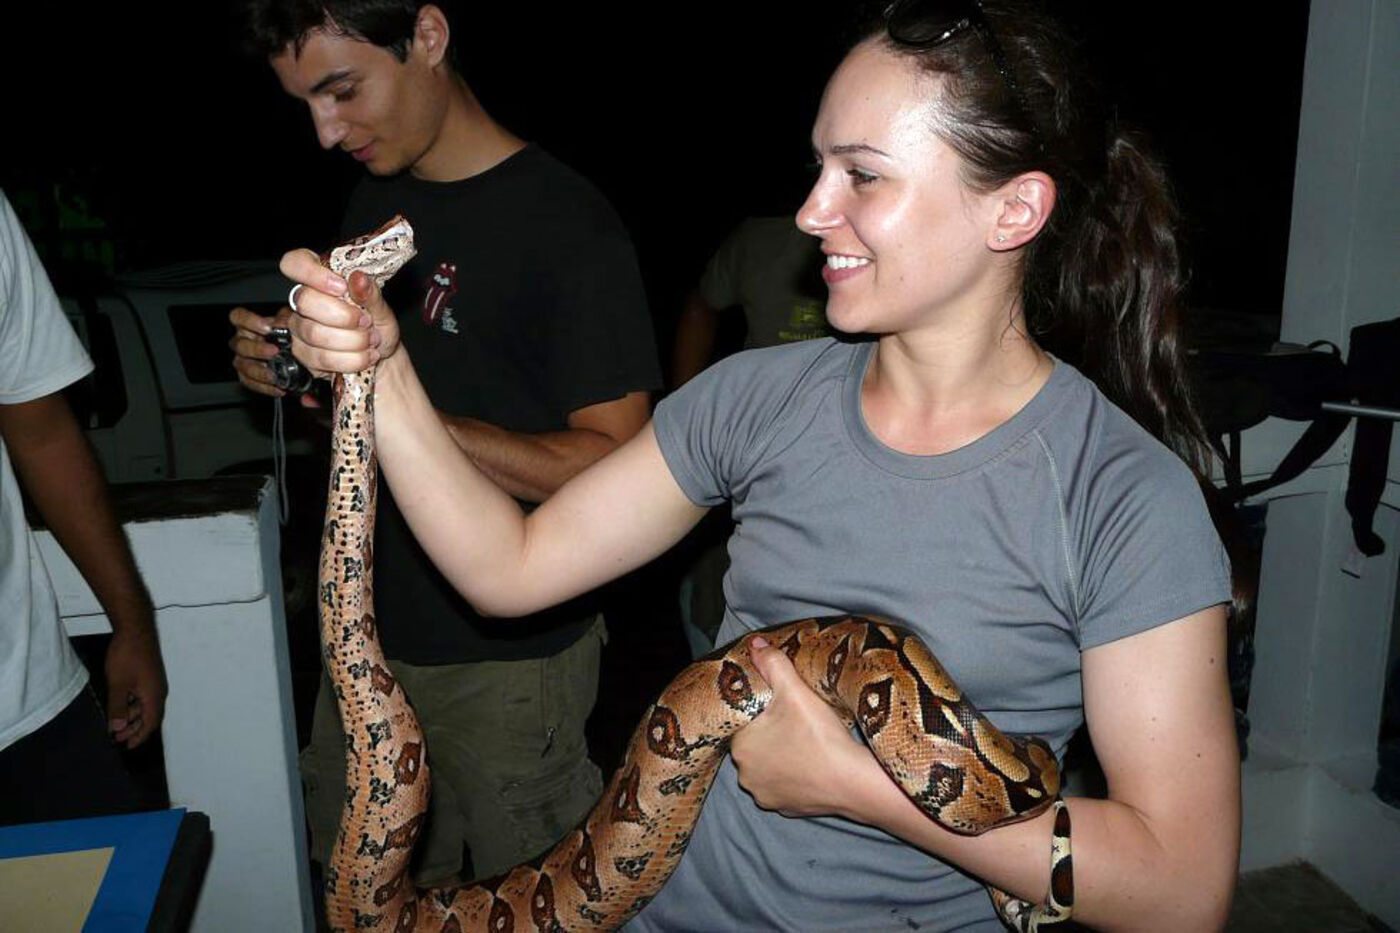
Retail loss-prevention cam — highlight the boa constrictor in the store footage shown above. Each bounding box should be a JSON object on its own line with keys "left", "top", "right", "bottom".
{"left": 314, "top": 217, "right": 1075, "bottom": 932}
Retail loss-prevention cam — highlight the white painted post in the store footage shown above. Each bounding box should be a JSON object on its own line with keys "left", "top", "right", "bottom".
{"left": 1240, "top": 0, "right": 1400, "bottom": 924}
{"left": 44, "top": 477, "right": 314, "bottom": 933}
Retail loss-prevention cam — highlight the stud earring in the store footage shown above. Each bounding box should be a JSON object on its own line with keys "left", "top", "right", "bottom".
{"left": 996, "top": 234, "right": 1008, "bottom": 243}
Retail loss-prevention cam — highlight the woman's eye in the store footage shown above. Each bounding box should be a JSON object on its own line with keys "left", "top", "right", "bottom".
{"left": 847, "top": 167, "right": 878, "bottom": 187}
{"left": 331, "top": 86, "right": 357, "bottom": 103}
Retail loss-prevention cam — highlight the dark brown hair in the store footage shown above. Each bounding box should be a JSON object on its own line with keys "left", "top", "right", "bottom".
{"left": 242, "top": 0, "right": 439, "bottom": 62}
{"left": 866, "top": 0, "right": 1212, "bottom": 475}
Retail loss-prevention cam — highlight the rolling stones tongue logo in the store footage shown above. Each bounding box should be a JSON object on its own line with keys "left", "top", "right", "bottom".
{"left": 422, "top": 262, "right": 459, "bottom": 330}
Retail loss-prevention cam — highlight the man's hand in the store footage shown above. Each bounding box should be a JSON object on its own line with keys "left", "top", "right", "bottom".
{"left": 229, "top": 304, "right": 327, "bottom": 407}
{"left": 0, "top": 391, "right": 171, "bottom": 750}
{"left": 229, "top": 304, "right": 287, "bottom": 395}
{"left": 104, "top": 622, "right": 167, "bottom": 749}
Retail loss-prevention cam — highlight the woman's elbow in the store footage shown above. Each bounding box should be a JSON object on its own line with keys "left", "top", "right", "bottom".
{"left": 1114, "top": 863, "right": 1234, "bottom": 933}
{"left": 436, "top": 558, "right": 538, "bottom": 618}
{"left": 1171, "top": 891, "right": 1233, "bottom": 932}
{"left": 1184, "top": 871, "right": 1237, "bottom": 932}
{"left": 471, "top": 600, "right": 503, "bottom": 619}
{"left": 1167, "top": 816, "right": 1240, "bottom": 930}
{"left": 466, "top": 593, "right": 530, "bottom": 619}
{"left": 465, "top": 582, "right": 555, "bottom": 619}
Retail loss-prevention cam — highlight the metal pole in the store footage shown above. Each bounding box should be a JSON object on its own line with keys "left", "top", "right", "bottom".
{"left": 1320, "top": 401, "right": 1400, "bottom": 422}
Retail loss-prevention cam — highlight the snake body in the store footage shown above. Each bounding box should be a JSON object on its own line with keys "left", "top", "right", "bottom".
{"left": 316, "top": 218, "right": 1074, "bottom": 932}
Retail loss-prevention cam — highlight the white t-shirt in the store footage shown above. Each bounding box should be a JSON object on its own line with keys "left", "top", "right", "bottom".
{"left": 0, "top": 191, "right": 95, "bottom": 751}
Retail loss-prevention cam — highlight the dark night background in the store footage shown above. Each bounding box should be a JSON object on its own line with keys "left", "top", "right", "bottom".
{"left": 2, "top": 0, "right": 1321, "bottom": 830}
{"left": 6, "top": 1, "right": 1311, "bottom": 349}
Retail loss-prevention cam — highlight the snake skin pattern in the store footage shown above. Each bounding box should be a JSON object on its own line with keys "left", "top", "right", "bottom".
{"left": 317, "top": 218, "right": 1074, "bottom": 932}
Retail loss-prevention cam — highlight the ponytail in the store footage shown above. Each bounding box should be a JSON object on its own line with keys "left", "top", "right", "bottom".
{"left": 1031, "top": 129, "right": 1213, "bottom": 476}
{"left": 869, "top": 0, "right": 1241, "bottom": 615}
{"left": 870, "top": 0, "right": 1214, "bottom": 479}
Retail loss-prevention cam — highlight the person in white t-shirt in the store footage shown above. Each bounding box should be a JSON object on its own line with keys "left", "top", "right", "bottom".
{"left": 0, "top": 190, "right": 167, "bottom": 825}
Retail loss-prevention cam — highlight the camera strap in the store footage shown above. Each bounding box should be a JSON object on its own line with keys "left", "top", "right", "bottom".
{"left": 273, "top": 395, "right": 291, "bottom": 526}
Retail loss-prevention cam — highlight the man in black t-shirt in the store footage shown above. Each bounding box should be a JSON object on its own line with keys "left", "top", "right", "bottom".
{"left": 228, "top": 1, "right": 660, "bottom": 885}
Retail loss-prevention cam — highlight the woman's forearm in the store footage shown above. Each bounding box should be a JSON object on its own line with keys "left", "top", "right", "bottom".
{"left": 854, "top": 779, "right": 1233, "bottom": 931}
{"left": 371, "top": 348, "right": 536, "bottom": 613}
{"left": 370, "top": 350, "right": 707, "bottom": 618}
{"left": 840, "top": 610, "right": 1240, "bottom": 931}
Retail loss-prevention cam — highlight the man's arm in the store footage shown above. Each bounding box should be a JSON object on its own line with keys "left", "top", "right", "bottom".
{"left": 233, "top": 300, "right": 650, "bottom": 502}
{"left": 0, "top": 392, "right": 166, "bottom": 749}
{"left": 670, "top": 289, "right": 721, "bottom": 390}
{"left": 439, "top": 391, "right": 651, "bottom": 504}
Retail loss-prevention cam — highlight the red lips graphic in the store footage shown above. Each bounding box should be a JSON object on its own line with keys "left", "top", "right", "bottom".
{"left": 422, "top": 262, "right": 459, "bottom": 326}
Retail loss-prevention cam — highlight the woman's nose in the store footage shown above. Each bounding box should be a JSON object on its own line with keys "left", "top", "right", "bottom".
{"left": 796, "top": 177, "right": 840, "bottom": 236}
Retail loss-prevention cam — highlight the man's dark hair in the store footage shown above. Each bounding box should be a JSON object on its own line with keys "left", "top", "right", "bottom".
{"left": 243, "top": 0, "right": 435, "bottom": 61}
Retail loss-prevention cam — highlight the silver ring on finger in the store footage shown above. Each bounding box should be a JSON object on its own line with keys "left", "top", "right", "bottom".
{"left": 288, "top": 284, "right": 304, "bottom": 313}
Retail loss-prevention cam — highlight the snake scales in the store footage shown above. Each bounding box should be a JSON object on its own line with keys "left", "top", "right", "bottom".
{"left": 314, "top": 217, "right": 1074, "bottom": 932}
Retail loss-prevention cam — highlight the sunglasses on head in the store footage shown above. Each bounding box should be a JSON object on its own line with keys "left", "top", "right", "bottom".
{"left": 882, "top": 0, "right": 1041, "bottom": 147}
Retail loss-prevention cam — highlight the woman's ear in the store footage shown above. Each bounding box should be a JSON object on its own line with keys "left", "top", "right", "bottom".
{"left": 988, "top": 172, "right": 1056, "bottom": 250}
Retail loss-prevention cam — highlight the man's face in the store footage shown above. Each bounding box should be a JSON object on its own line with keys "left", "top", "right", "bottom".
{"left": 271, "top": 28, "right": 441, "bottom": 176}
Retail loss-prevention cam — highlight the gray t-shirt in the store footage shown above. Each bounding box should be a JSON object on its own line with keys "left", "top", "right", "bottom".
{"left": 633, "top": 337, "right": 1231, "bottom": 932}
{"left": 699, "top": 216, "right": 829, "bottom": 349}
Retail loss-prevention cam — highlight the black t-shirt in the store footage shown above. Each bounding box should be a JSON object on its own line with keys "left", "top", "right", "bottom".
{"left": 341, "top": 145, "right": 660, "bottom": 663}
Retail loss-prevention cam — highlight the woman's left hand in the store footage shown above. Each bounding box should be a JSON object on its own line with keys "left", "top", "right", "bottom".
{"left": 730, "top": 635, "right": 880, "bottom": 819}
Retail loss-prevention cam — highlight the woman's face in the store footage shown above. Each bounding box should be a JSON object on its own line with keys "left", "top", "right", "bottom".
{"left": 797, "top": 41, "right": 1003, "bottom": 337}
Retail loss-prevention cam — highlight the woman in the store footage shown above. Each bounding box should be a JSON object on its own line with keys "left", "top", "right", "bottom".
{"left": 282, "top": 1, "right": 1240, "bottom": 929}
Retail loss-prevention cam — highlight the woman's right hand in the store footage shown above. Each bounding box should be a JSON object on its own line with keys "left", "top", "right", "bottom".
{"left": 278, "top": 248, "right": 403, "bottom": 375}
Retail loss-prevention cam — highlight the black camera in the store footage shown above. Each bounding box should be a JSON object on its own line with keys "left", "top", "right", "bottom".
{"left": 264, "top": 327, "right": 315, "bottom": 395}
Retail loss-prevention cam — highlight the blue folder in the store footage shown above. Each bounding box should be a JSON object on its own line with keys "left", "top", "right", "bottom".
{"left": 0, "top": 808, "right": 185, "bottom": 932}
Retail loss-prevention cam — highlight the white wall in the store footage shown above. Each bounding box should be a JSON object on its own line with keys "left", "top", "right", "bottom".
{"left": 1241, "top": 0, "right": 1400, "bottom": 925}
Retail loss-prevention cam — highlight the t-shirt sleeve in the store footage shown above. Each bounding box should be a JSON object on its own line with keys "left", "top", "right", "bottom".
{"left": 1074, "top": 434, "right": 1233, "bottom": 649}
{"left": 540, "top": 201, "right": 661, "bottom": 414}
{"left": 0, "top": 194, "right": 93, "bottom": 404}
{"left": 652, "top": 345, "right": 816, "bottom": 507}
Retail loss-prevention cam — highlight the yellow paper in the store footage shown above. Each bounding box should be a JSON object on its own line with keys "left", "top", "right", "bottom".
{"left": 0, "top": 846, "right": 114, "bottom": 932}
